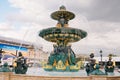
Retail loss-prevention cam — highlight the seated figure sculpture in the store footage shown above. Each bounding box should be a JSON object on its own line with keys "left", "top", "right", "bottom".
{"left": 89, "top": 53, "right": 96, "bottom": 72}
{"left": 85, "top": 53, "right": 96, "bottom": 76}
{"left": 0, "top": 62, "right": 12, "bottom": 72}
{"left": 90, "top": 63, "right": 106, "bottom": 75}
{"left": 14, "top": 52, "right": 28, "bottom": 74}
{"left": 105, "top": 55, "right": 115, "bottom": 74}
{"left": 85, "top": 53, "right": 106, "bottom": 76}
{"left": 85, "top": 63, "right": 90, "bottom": 76}
{"left": 0, "top": 49, "right": 4, "bottom": 63}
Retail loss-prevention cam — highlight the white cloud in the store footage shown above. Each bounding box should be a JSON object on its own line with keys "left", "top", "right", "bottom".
{"left": 0, "top": 22, "right": 14, "bottom": 31}
{"left": 71, "top": 21, "right": 120, "bottom": 55}
{"left": 0, "top": 0, "right": 120, "bottom": 55}
{"left": 7, "top": 0, "right": 94, "bottom": 25}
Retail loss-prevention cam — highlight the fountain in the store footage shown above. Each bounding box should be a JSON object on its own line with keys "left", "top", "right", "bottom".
{"left": 0, "top": 5, "right": 119, "bottom": 80}
{"left": 39, "top": 6, "right": 87, "bottom": 72}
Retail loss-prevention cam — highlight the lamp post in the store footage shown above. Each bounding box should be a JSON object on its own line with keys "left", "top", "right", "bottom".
{"left": 100, "top": 50, "right": 103, "bottom": 65}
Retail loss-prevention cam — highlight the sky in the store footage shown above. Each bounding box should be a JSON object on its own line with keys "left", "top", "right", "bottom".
{"left": 0, "top": 0, "right": 120, "bottom": 56}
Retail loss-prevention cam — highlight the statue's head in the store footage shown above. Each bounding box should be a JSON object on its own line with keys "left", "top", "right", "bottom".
{"left": 90, "top": 53, "right": 94, "bottom": 58}
{"left": 109, "top": 58, "right": 112, "bottom": 61}
{"left": 108, "top": 54, "right": 112, "bottom": 61}
{"left": 18, "top": 52, "right": 22, "bottom": 57}
{"left": 60, "top": 5, "right": 66, "bottom": 11}
{"left": 3, "top": 62, "right": 8, "bottom": 67}
{"left": 0, "top": 49, "right": 4, "bottom": 53}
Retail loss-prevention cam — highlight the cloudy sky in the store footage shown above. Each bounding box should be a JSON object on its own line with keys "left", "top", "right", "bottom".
{"left": 0, "top": 0, "right": 120, "bottom": 56}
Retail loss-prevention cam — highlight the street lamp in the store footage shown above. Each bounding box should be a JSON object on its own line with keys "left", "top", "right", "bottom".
{"left": 100, "top": 50, "right": 103, "bottom": 65}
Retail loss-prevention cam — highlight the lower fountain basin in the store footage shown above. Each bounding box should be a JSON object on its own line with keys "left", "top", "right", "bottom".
{"left": 26, "top": 67, "right": 120, "bottom": 77}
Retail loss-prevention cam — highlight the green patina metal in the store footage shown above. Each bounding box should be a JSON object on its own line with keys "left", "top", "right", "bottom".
{"left": 105, "top": 55, "right": 115, "bottom": 75}
{"left": 85, "top": 53, "right": 106, "bottom": 76}
{"left": 0, "top": 62, "right": 12, "bottom": 72}
{"left": 91, "top": 64, "right": 106, "bottom": 75}
{"left": 13, "top": 52, "right": 28, "bottom": 74}
{"left": 39, "top": 6, "right": 87, "bottom": 72}
{"left": 39, "top": 27, "right": 87, "bottom": 43}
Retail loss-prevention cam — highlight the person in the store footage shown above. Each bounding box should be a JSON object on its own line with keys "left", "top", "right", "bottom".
{"left": 14, "top": 52, "right": 28, "bottom": 74}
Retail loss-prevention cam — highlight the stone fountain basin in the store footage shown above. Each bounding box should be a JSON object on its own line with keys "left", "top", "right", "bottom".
{"left": 39, "top": 27, "right": 87, "bottom": 43}
{"left": 26, "top": 67, "right": 120, "bottom": 77}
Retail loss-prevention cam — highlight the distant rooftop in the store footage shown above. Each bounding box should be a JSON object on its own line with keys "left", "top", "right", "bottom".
{"left": 94, "top": 57, "right": 120, "bottom": 62}
{"left": 0, "top": 36, "right": 34, "bottom": 49}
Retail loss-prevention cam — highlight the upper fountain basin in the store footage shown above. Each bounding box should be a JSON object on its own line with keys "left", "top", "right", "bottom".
{"left": 39, "top": 27, "right": 87, "bottom": 43}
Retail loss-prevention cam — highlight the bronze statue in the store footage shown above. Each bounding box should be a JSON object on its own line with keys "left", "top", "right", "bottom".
{"left": 89, "top": 53, "right": 96, "bottom": 72}
{"left": 13, "top": 52, "right": 28, "bottom": 74}
{"left": 85, "top": 63, "right": 90, "bottom": 76}
{"left": 85, "top": 53, "right": 105, "bottom": 76}
{"left": 0, "top": 62, "right": 12, "bottom": 72}
{"left": 105, "top": 55, "right": 115, "bottom": 75}
{"left": 0, "top": 49, "right": 4, "bottom": 63}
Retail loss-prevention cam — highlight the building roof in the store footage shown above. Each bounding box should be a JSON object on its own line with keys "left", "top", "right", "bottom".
{"left": 94, "top": 57, "right": 120, "bottom": 62}
{"left": 0, "top": 36, "right": 33, "bottom": 49}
